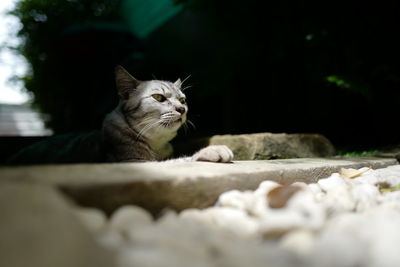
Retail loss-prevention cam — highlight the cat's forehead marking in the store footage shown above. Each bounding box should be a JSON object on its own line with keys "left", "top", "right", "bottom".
{"left": 147, "top": 80, "right": 184, "bottom": 98}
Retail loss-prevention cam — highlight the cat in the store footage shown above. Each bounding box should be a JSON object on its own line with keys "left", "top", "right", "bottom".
{"left": 102, "top": 66, "right": 233, "bottom": 163}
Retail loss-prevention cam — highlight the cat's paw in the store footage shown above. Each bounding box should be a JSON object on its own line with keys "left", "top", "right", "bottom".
{"left": 192, "top": 145, "right": 234, "bottom": 163}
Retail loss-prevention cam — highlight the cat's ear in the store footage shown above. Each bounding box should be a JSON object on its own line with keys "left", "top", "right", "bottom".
{"left": 174, "top": 78, "right": 182, "bottom": 88}
{"left": 115, "top": 65, "right": 140, "bottom": 99}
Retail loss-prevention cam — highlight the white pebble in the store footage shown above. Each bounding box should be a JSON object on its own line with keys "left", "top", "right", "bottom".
{"left": 181, "top": 207, "right": 260, "bottom": 237}
{"left": 317, "top": 173, "right": 347, "bottom": 192}
{"left": 109, "top": 205, "right": 153, "bottom": 235}
{"left": 84, "top": 165, "right": 400, "bottom": 267}
{"left": 280, "top": 229, "right": 316, "bottom": 255}
{"left": 73, "top": 207, "right": 107, "bottom": 233}
{"left": 351, "top": 183, "right": 380, "bottom": 212}
{"left": 97, "top": 229, "right": 125, "bottom": 249}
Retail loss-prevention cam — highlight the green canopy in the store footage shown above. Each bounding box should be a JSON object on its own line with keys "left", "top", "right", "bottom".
{"left": 121, "top": 0, "right": 183, "bottom": 39}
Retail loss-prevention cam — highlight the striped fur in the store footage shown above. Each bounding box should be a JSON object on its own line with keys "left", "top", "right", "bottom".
{"left": 103, "top": 66, "right": 187, "bottom": 162}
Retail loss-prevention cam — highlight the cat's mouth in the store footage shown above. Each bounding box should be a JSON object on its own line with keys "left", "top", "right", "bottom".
{"left": 166, "top": 118, "right": 182, "bottom": 127}
{"left": 160, "top": 112, "right": 184, "bottom": 128}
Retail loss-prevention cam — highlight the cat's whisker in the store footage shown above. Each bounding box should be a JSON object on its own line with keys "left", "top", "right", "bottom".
{"left": 182, "top": 122, "right": 189, "bottom": 135}
{"left": 135, "top": 121, "right": 155, "bottom": 133}
{"left": 161, "top": 115, "right": 175, "bottom": 120}
{"left": 138, "top": 121, "right": 160, "bottom": 139}
{"left": 136, "top": 125, "right": 152, "bottom": 141}
{"left": 187, "top": 119, "right": 196, "bottom": 130}
{"left": 181, "top": 74, "right": 191, "bottom": 86}
{"left": 137, "top": 114, "right": 155, "bottom": 124}
{"left": 136, "top": 120, "right": 162, "bottom": 142}
{"left": 181, "top": 85, "right": 192, "bottom": 92}
{"left": 136, "top": 117, "right": 155, "bottom": 127}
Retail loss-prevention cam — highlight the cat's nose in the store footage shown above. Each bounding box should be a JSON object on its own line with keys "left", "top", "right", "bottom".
{"left": 176, "top": 106, "right": 185, "bottom": 114}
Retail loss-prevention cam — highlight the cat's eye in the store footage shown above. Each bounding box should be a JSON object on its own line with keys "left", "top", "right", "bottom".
{"left": 152, "top": 94, "right": 166, "bottom": 102}
{"left": 179, "top": 97, "right": 186, "bottom": 104}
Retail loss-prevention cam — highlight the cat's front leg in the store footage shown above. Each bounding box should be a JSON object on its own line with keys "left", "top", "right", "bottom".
{"left": 192, "top": 145, "right": 234, "bottom": 163}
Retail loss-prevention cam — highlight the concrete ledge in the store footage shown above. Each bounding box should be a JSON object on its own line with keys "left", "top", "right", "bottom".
{"left": 1, "top": 157, "right": 397, "bottom": 214}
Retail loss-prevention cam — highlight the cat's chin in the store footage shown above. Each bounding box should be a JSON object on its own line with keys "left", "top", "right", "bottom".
{"left": 162, "top": 119, "right": 183, "bottom": 129}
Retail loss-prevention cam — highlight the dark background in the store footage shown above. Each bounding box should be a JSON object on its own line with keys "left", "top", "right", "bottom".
{"left": 8, "top": 0, "right": 400, "bottom": 152}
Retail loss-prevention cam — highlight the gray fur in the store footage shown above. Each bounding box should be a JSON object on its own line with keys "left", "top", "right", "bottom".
{"left": 103, "top": 66, "right": 233, "bottom": 163}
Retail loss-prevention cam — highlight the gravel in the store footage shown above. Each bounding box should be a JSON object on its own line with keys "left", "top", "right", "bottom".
{"left": 74, "top": 165, "right": 400, "bottom": 267}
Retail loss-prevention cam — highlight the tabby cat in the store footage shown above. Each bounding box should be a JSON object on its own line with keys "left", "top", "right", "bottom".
{"left": 102, "top": 66, "right": 233, "bottom": 163}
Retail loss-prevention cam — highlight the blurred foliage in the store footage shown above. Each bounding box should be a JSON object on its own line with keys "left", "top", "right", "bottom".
{"left": 339, "top": 150, "right": 381, "bottom": 158}
{"left": 326, "top": 76, "right": 351, "bottom": 89}
{"left": 10, "top": 0, "right": 400, "bottom": 147}
{"left": 11, "top": 0, "right": 129, "bottom": 132}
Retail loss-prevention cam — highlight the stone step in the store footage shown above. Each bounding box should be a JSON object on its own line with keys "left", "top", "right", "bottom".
{"left": 0, "top": 182, "right": 114, "bottom": 267}
{"left": 0, "top": 157, "right": 398, "bottom": 215}
{"left": 174, "top": 132, "right": 336, "bottom": 160}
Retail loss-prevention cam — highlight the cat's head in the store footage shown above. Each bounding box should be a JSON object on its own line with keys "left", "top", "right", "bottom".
{"left": 115, "top": 65, "right": 188, "bottom": 140}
